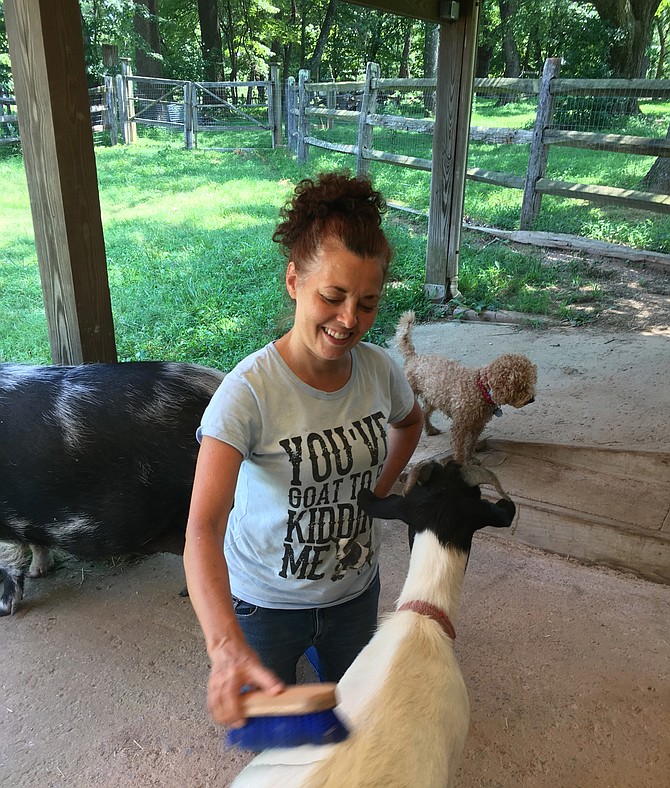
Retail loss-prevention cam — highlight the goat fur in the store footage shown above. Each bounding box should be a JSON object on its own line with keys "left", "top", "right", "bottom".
{"left": 231, "top": 460, "right": 515, "bottom": 787}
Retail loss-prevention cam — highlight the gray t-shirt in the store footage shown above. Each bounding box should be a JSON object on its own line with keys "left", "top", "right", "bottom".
{"left": 198, "top": 341, "right": 414, "bottom": 609}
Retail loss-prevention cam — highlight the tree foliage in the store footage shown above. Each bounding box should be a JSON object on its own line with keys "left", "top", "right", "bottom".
{"left": 1, "top": 1, "right": 669, "bottom": 91}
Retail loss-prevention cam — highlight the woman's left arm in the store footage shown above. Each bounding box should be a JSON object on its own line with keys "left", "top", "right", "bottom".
{"left": 373, "top": 398, "right": 424, "bottom": 497}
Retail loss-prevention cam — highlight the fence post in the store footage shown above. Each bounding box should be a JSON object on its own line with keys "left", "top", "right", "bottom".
{"left": 326, "top": 85, "right": 335, "bottom": 130}
{"left": 269, "top": 63, "right": 283, "bottom": 148}
{"left": 520, "top": 57, "right": 561, "bottom": 230}
{"left": 116, "top": 73, "right": 128, "bottom": 143}
{"left": 104, "top": 74, "right": 118, "bottom": 145}
{"left": 120, "top": 58, "right": 137, "bottom": 143}
{"left": 184, "top": 82, "right": 193, "bottom": 149}
{"left": 297, "top": 68, "right": 310, "bottom": 164}
{"left": 286, "top": 76, "right": 296, "bottom": 153}
{"left": 356, "top": 62, "right": 380, "bottom": 177}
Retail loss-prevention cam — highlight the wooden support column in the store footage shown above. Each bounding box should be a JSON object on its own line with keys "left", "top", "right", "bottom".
{"left": 425, "top": 0, "right": 480, "bottom": 301}
{"left": 5, "top": 0, "right": 117, "bottom": 364}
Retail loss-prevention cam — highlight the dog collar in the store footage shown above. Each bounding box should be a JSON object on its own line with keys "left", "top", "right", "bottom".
{"left": 477, "top": 377, "right": 503, "bottom": 417}
{"left": 397, "top": 600, "right": 456, "bottom": 640}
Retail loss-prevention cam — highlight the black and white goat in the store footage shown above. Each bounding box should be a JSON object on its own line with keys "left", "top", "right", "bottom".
{"left": 232, "top": 459, "right": 516, "bottom": 787}
{"left": 0, "top": 361, "right": 224, "bottom": 616}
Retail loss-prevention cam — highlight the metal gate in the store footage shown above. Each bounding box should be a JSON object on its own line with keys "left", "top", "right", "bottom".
{"left": 118, "top": 69, "right": 282, "bottom": 149}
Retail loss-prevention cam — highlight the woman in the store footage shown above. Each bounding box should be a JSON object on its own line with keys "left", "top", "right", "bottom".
{"left": 184, "top": 171, "right": 423, "bottom": 727}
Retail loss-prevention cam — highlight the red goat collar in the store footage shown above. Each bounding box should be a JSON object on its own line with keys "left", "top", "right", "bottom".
{"left": 397, "top": 600, "right": 456, "bottom": 640}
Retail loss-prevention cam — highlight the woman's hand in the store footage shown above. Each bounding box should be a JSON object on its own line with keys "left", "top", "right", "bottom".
{"left": 207, "top": 632, "right": 285, "bottom": 726}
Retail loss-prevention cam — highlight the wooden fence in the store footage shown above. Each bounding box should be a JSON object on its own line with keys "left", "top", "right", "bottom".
{"left": 1, "top": 82, "right": 118, "bottom": 146}
{"left": 2, "top": 64, "right": 283, "bottom": 152}
{"left": 288, "top": 60, "right": 670, "bottom": 224}
{"left": 0, "top": 93, "right": 19, "bottom": 145}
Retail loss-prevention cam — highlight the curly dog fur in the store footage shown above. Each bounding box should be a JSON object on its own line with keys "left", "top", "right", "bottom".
{"left": 395, "top": 311, "right": 537, "bottom": 464}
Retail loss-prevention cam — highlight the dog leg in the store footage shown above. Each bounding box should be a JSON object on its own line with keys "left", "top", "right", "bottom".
{"left": 423, "top": 406, "right": 442, "bottom": 436}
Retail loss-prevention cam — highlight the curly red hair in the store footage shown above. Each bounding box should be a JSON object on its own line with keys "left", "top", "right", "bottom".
{"left": 272, "top": 171, "right": 392, "bottom": 278}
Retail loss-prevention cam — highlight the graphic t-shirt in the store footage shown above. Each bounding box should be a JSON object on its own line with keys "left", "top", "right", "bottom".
{"left": 198, "top": 341, "right": 414, "bottom": 609}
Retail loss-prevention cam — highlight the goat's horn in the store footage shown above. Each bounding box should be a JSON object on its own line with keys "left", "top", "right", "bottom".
{"left": 402, "top": 464, "right": 424, "bottom": 495}
{"left": 461, "top": 465, "right": 510, "bottom": 500}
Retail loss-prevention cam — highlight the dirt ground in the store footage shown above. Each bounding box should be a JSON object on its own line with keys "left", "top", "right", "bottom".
{"left": 2, "top": 249, "right": 669, "bottom": 787}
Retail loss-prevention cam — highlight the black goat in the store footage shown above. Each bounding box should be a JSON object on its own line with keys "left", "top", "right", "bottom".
{"left": 0, "top": 361, "right": 223, "bottom": 615}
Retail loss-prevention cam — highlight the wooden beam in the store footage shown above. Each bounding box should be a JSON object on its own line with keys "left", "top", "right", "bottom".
{"left": 346, "top": 0, "right": 441, "bottom": 23}
{"left": 5, "top": 0, "right": 117, "bottom": 364}
{"left": 425, "top": 0, "right": 480, "bottom": 300}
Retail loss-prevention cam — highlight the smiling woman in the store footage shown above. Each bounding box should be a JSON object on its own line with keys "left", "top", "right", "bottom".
{"left": 182, "top": 170, "right": 424, "bottom": 730}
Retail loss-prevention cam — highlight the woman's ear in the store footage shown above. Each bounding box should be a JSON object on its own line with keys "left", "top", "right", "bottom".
{"left": 285, "top": 261, "right": 298, "bottom": 300}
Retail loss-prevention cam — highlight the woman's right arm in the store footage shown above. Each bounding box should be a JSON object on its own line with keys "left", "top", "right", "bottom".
{"left": 183, "top": 436, "right": 284, "bottom": 725}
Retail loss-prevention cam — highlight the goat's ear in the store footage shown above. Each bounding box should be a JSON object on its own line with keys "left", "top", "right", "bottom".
{"left": 475, "top": 498, "right": 516, "bottom": 529}
{"left": 358, "top": 489, "right": 404, "bottom": 521}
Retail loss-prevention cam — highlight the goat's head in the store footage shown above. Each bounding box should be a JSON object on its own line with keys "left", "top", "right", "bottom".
{"left": 358, "top": 460, "right": 515, "bottom": 553}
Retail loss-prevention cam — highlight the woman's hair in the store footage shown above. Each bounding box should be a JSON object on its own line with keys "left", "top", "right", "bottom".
{"left": 272, "top": 171, "right": 393, "bottom": 277}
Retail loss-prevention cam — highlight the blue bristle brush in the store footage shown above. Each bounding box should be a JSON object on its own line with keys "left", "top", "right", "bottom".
{"left": 226, "top": 682, "right": 349, "bottom": 751}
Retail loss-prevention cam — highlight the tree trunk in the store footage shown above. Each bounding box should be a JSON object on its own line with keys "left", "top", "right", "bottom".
{"left": 133, "top": 0, "right": 163, "bottom": 78}
{"left": 589, "top": 0, "right": 662, "bottom": 78}
{"left": 654, "top": 16, "right": 666, "bottom": 78}
{"left": 398, "top": 19, "right": 414, "bottom": 78}
{"left": 499, "top": 0, "right": 520, "bottom": 76}
{"left": 497, "top": 0, "right": 520, "bottom": 105}
{"left": 220, "top": 0, "right": 238, "bottom": 96}
{"left": 423, "top": 21, "right": 438, "bottom": 114}
{"left": 197, "top": 0, "right": 224, "bottom": 82}
{"left": 640, "top": 123, "right": 670, "bottom": 193}
{"left": 309, "top": 0, "right": 338, "bottom": 81}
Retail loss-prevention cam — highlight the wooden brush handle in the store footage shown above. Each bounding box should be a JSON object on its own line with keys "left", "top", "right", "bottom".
{"left": 240, "top": 683, "right": 338, "bottom": 716}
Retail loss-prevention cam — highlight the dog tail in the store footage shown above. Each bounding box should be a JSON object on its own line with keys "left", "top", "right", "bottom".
{"left": 395, "top": 310, "right": 416, "bottom": 361}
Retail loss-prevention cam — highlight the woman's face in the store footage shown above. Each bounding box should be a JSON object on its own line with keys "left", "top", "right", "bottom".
{"left": 286, "top": 237, "right": 385, "bottom": 364}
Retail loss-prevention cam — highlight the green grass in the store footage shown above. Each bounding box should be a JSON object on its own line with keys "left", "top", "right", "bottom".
{"left": 1, "top": 97, "right": 668, "bottom": 366}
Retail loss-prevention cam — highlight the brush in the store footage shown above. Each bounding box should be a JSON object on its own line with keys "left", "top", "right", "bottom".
{"left": 226, "top": 682, "right": 349, "bottom": 751}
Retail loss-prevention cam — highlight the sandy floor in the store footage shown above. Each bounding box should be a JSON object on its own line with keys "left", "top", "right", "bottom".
{"left": 3, "top": 322, "right": 669, "bottom": 787}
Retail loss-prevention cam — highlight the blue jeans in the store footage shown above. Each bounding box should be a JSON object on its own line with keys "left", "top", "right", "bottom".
{"left": 232, "top": 571, "right": 380, "bottom": 684}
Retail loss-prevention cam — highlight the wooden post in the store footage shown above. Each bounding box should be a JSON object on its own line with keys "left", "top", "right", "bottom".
{"left": 326, "top": 85, "right": 335, "bottom": 130}
{"left": 286, "top": 76, "right": 296, "bottom": 153}
{"left": 120, "top": 58, "right": 137, "bottom": 143}
{"left": 426, "top": 0, "right": 480, "bottom": 301}
{"left": 104, "top": 74, "right": 118, "bottom": 145}
{"left": 269, "top": 63, "right": 283, "bottom": 148}
{"left": 297, "top": 69, "right": 310, "bottom": 164}
{"left": 4, "top": 0, "right": 117, "bottom": 364}
{"left": 357, "top": 62, "right": 380, "bottom": 177}
{"left": 102, "top": 43, "right": 118, "bottom": 70}
{"left": 520, "top": 57, "right": 561, "bottom": 230}
{"left": 184, "top": 82, "right": 193, "bottom": 149}
{"left": 116, "top": 73, "right": 128, "bottom": 144}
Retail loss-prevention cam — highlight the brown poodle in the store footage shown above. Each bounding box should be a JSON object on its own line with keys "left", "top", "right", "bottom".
{"left": 396, "top": 311, "right": 537, "bottom": 464}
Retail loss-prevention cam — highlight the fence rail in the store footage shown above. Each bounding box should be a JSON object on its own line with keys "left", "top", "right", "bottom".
{"left": 288, "top": 60, "right": 670, "bottom": 226}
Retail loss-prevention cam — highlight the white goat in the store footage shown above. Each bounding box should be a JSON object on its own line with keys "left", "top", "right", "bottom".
{"left": 231, "top": 460, "right": 515, "bottom": 788}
